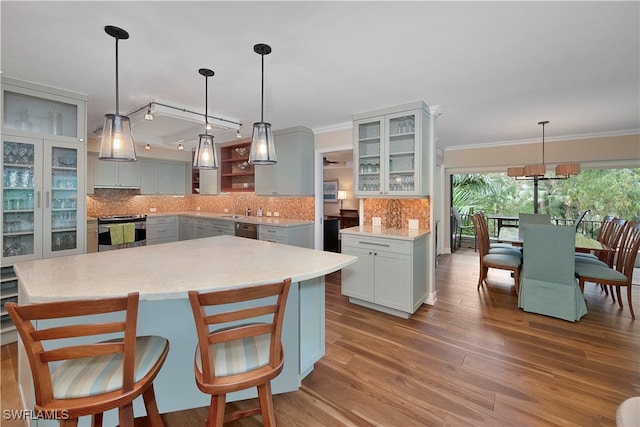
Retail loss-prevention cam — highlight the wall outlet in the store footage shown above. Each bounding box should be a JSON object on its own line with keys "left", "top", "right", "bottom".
{"left": 266, "top": 211, "right": 272, "bottom": 217}
{"left": 274, "top": 212, "right": 280, "bottom": 217}
{"left": 372, "top": 217, "right": 382, "bottom": 227}
{"left": 224, "top": 208, "right": 229, "bottom": 213}
{"left": 196, "top": 206, "right": 201, "bottom": 211}
{"left": 408, "top": 219, "right": 419, "bottom": 229}
{"left": 149, "top": 207, "right": 157, "bottom": 213}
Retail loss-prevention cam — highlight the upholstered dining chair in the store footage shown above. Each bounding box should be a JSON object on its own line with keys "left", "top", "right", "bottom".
{"left": 518, "top": 224, "right": 588, "bottom": 321}
{"left": 477, "top": 212, "right": 523, "bottom": 259}
{"left": 5, "top": 292, "right": 169, "bottom": 427}
{"left": 452, "top": 206, "right": 476, "bottom": 251}
{"left": 472, "top": 213, "right": 522, "bottom": 294}
{"left": 576, "top": 221, "right": 640, "bottom": 320}
{"left": 188, "top": 278, "right": 292, "bottom": 427}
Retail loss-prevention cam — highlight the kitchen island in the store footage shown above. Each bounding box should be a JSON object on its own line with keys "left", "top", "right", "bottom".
{"left": 14, "top": 235, "right": 356, "bottom": 426}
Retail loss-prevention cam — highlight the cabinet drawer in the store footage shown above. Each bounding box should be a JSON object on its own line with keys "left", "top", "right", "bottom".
{"left": 259, "top": 225, "right": 287, "bottom": 240}
{"left": 342, "top": 234, "right": 411, "bottom": 255}
{"left": 147, "top": 216, "right": 177, "bottom": 226}
{"left": 147, "top": 226, "right": 177, "bottom": 240}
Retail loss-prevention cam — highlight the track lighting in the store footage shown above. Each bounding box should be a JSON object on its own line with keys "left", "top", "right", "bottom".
{"left": 144, "top": 144, "right": 151, "bottom": 151}
{"left": 144, "top": 103, "right": 154, "bottom": 121}
{"left": 178, "top": 143, "right": 184, "bottom": 151}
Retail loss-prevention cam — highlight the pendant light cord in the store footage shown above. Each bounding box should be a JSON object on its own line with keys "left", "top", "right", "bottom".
{"left": 204, "top": 74, "right": 209, "bottom": 133}
{"left": 115, "top": 36, "right": 120, "bottom": 116}
{"left": 260, "top": 52, "right": 264, "bottom": 123}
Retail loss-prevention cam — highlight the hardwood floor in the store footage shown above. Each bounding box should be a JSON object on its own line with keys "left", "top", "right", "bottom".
{"left": 2, "top": 248, "right": 638, "bottom": 426}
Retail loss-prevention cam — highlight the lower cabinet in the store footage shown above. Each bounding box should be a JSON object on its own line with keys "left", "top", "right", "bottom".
{"left": 209, "top": 219, "right": 234, "bottom": 237}
{"left": 86, "top": 219, "right": 98, "bottom": 253}
{"left": 1, "top": 266, "right": 18, "bottom": 343}
{"left": 147, "top": 216, "right": 179, "bottom": 245}
{"left": 341, "top": 233, "right": 427, "bottom": 318}
{"left": 259, "top": 224, "right": 314, "bottom": 248}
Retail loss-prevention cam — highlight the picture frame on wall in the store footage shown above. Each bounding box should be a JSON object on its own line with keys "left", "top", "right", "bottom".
{"left": 323, "top": 180, "right": 338, "bottom": 203}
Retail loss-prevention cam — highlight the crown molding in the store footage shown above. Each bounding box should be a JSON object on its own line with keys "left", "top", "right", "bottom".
{"left": 312, "top": 121, "right": 353, "bottom": 135}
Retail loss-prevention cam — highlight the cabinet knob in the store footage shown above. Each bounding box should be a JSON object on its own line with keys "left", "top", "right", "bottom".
{"left": 369, "top": 251, "right": 373, "bottom": 255}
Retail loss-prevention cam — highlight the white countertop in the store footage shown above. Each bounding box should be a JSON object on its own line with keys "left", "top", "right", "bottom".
{"left": 340, "top": 225, "right": 430, "bottom": 241}
{"left": 148, "top": 211, "right": 314, "bottom": 227}
{"left": 15, "top": 235, "right": 356, "bottom": 303}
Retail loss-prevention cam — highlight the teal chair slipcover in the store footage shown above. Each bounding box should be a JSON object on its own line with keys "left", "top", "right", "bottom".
{"left": 518, "top": 224, "right": 588, "bottom": 322}
{"left": 519, "top": 213, "right": 552, "bottom": 226}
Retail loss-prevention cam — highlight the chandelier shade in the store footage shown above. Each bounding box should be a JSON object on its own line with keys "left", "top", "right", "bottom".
{"left": 556, "top": 162, "right": 581, "bottom": 177}
{"left": 99, "top": 25, "right": 137, "bottom": 162}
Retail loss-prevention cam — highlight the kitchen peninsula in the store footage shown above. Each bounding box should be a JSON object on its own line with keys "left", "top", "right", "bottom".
{"left": 13, "top": 235, "right": 356, "bottom": 426}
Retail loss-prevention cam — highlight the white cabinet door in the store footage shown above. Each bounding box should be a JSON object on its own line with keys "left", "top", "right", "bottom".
{"left": 373, "top": 250, "right": 410, "bottom": 312}
{"left": 199, "top": 169, "right": 220, "bottom": 195}
{"left": 140, "top": 161, "right": 159, "bottom": 194}
{"left": 157, "top": 163, "right": 175, "bottom": 194}
{"left": 341, "top": 245, "right": 374, "bottom": 302}
{"left": 93, "top": 158, "right": 140, "bottom": 188}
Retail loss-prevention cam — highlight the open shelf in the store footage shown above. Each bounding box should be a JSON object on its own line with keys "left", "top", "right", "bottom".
{"left": 220, "top": 139, "right": 254, "bottom": 192}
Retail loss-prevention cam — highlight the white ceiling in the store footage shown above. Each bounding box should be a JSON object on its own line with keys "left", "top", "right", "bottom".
{"left": 2, "top": 1, "right": 638, "bottom": 150}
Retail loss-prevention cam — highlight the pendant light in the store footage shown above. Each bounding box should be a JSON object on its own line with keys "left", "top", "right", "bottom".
{"left": 193, "top": 68, "right": 218, "bottom": 169}
{"left": 249, "top": 43, "right": 277, "bottom": 165}
{"left": 99, "top": 25, "right": 137, "bottom": 162}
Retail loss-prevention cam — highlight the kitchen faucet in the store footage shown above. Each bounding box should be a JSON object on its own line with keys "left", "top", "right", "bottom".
{"left": 233, "top": 196, "right": 249, "bottom": 217}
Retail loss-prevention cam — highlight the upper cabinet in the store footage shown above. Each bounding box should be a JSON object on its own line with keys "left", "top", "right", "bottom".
{"left": 255, "top": 126, "right": 314, "bottom": 197}
{"left": 140, "top": 160, "right": 188, "bottom": 195}
{"left": 1, "top": 77, "right": 87, "bottom": 143}
{"left": 353, "top": 102, "right": 430, "bottom": 198}
{"left": 91, "top": 154, "right": 140, "bottom": 189}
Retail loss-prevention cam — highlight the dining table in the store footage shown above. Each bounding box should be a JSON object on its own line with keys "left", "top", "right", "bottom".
{"left": 497, "top": 227, "right": 615, "bottom": 254}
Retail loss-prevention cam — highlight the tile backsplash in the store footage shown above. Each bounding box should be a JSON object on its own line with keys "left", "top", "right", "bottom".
{"left": 87, "top": 189, "right": 315, "bottom": 220}
{"left": 362, "top": 198, "right": 430, "bottom": 230}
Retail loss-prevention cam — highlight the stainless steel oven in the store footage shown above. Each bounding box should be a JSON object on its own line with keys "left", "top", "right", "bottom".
{"left": 98, "top": 215, "right": 147, "bottom": 251}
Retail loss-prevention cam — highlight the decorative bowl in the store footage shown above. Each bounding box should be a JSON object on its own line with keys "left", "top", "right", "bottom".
{"left": 235, "top": 147, "right": 249, "bottom": 156}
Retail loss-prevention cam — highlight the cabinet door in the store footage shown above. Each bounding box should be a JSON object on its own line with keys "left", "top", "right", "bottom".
{"left": 117, "top": 162, "right": 140, "bottom": 187}
{"left": 43, "top": 140, "right": 86, "bottom": 258}
{"left": 373, "top": 250, "right": 410, "bottom": 312}
{"left": 255, "top": 127, "right": 314, "bottom": 196}
{"left": 354, "top": 117, "right": 385, "bottom": 196}
{"left": 92, "top": 158, "right": 118, "bottom": 186}
{"left": 341, "top": 245, "right": 374, "bottom": 301}
{"left": 157, "top": 163, "right": 175, "bottom": 195}
{"left": 2, "top": 79, "right": 87, "bottom": 141}
{"left": 171, "top": 163, "right": 188, "bottom": 195}
{"left": 386, "top": 111, "right": 419, "bottom": 196}
{"left": 2, "top": 136, "right": 43, "bottom": 263}
{"left": 140, "top": 161, "right": 159, "bottom": 194}
{"left": 199, "top": 169, "right": 220, "bottom": 195}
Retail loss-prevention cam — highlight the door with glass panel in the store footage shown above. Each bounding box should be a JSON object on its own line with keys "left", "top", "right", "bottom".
{"left": 2, "top": 136, "right": 85, "bottom": 264}
{"left": 354, "top": 117, "right": 385, "bottom": 195}
{"left": 386, "top": 111, "right": 419, "bottom": 196}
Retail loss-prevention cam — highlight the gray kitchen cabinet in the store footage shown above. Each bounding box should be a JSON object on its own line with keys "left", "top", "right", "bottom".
{"left": 199, "top": 169, "right": 220, "bottom": 195}
{"left": 92, "top": 153, "right": 140, "bottom": 188}
{"left": 140, "top": 160, "right": 188, "bottom": 195}
{"left": 341, "top": 233, "right": 427, "bottom": 318}
{"left": 255, "top": 126, "right": 314, "bottom": 196}
{"left": 146, "top": 216, "right": 178, "bottom": 245}
{"left": 353, "top": 101, "right": 430, "bottom": 198}
{"left": 86, "top": 219, "right": 98, "bottom": 253}
{"left": 209, "top": 219, "right": 234, "bottom": 236}
{"left": 258, "top": 224, "right": 314, "bottom": 248}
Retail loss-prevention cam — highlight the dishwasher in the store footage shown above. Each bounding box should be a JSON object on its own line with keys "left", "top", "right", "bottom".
{"left": 235, "top": 222, "right": 258, "bottom": 239}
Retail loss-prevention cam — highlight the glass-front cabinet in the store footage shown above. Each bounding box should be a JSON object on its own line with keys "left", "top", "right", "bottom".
{"left": 2, "top": 77, "right": 87, "bottom": 267}
{"left": 354, "top": 102, "right": 431, "bottom": 197}
{"left": 2, "top": 136, "right": 85, "bottom": 263}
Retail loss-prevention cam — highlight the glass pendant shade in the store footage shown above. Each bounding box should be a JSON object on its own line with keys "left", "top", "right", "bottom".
{"left": 99, "top": 114, "right": 137, "bottom": 161}
{"left": 193, "top": 133, "right": 217, "bottom": 169}
{"left": 249, "top": 122, "right": 276, "bottom": 164}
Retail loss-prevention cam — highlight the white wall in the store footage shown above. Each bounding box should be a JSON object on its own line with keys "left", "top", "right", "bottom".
{"left": 322, "top": 167, "right": 355, "bottom": 215}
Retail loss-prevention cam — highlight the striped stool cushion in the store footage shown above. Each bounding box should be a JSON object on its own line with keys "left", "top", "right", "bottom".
{"left": 195, "top": 332, "right": 271, "bottom": 377}
{"left": 51, "top": 335, "right": 168, "bottom": 399}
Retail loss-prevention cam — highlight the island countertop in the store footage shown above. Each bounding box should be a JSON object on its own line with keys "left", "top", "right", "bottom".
{"left": 15, "top": 235, "right": 356, "bottom": 303}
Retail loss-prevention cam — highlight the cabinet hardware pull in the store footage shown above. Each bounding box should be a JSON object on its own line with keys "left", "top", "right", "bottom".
{"left": 358, "top": 241, "right": 390, "bottom": 247}
{"left": 267, "top": 229, "right": 276, "bottom": 233}
{"left": 37, "top": 191, "right": 41, "bottom": 208}
{"left": 45, "top": 191, "right": 50, "bottom": 208}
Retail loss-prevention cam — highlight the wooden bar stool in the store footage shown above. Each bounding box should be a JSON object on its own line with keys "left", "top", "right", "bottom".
{"left": 188, "top": 278, "right": 292, "bottom": 427}
{"left": 6, "top": 292, "right": 169, "bottom": 427}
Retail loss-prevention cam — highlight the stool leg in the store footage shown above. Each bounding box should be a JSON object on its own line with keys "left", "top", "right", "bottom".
{"left": 118, "top": 402, "right": 135, "bottom": 427}
{"left": 257, "top": 382, "right": 276, "bottom": 427}
{"left": 142, "top": 385, "right": 165, "bottom": 427}
{"left": 207, "top": 394, "right": 226, "bottom": 427}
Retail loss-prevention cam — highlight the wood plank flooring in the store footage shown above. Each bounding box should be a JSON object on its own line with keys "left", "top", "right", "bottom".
{"left": 2, "top": 248, "right": 638, "bottom": 426}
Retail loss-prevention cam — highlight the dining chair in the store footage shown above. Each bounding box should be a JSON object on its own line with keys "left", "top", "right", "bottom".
{"left": 472, "top": 213, "right": 522, "bottom": 294}
{"left": 573, "top": 209, "right": 590, "bottom": 230}
{"left": 518, "top": 213, "right": 552, "bottom": 226}
{"left": 575, "top": 221, "right": 640, "bottom": 320}
{"left": 518, "top": 224, "right": 588, "bottom": 321}
{"left": 5, "top": 292, "right": 169, "bottom": 427}
{"left": 477, "top": 212, "right": 523, "bottom": 258}
{"left": 452, "top": 206, "right": 476, "bottom": 251}
{"left": 188, "top": 278, "right": 292, "bottom": 427}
